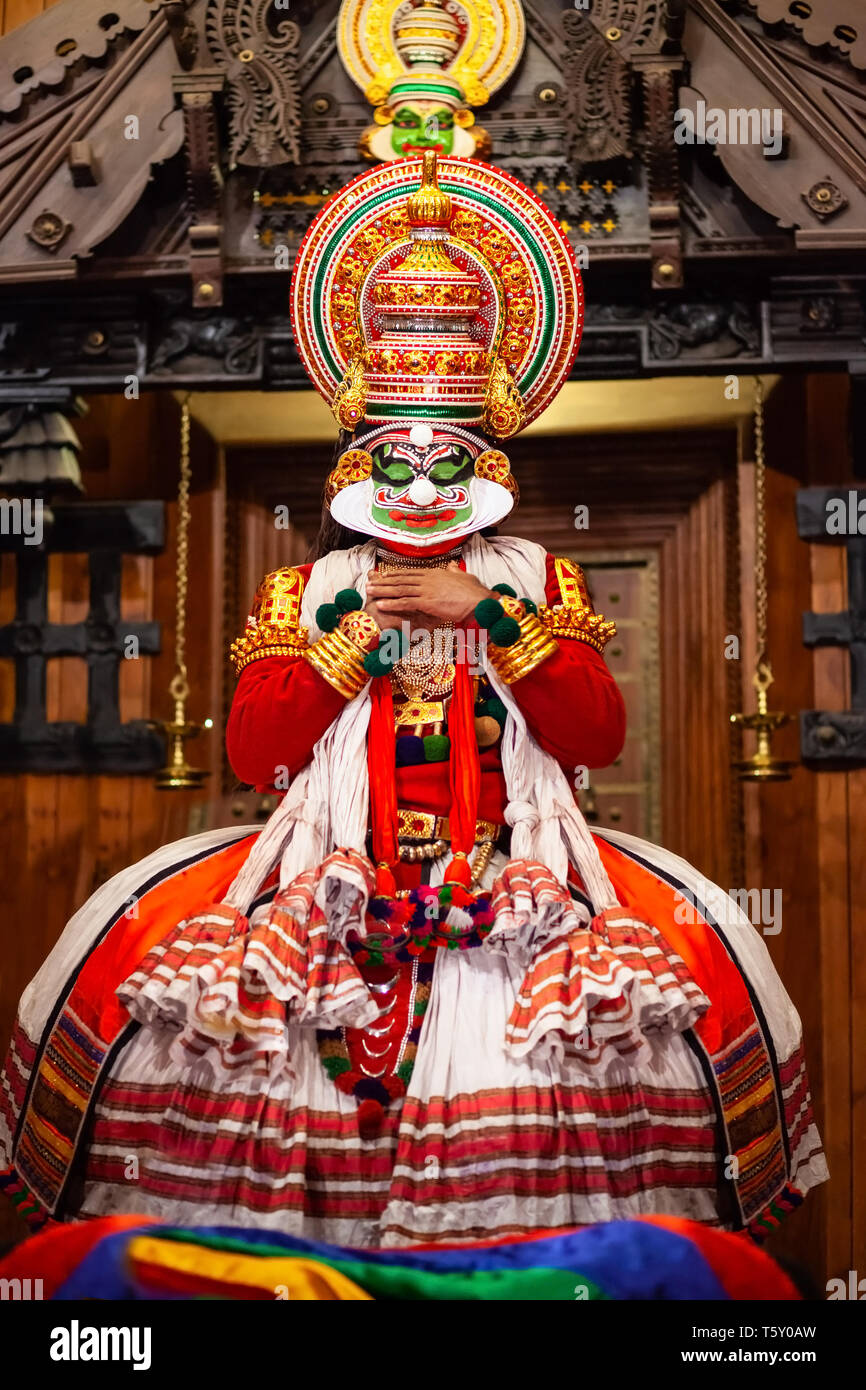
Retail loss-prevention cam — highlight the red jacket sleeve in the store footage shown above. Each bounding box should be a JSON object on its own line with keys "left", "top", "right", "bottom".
{"left": 507, "top": 552, "right": 625, "bottom": 771}
{"left": 508, "top": 642, "right": 625, "bottom": 771}
{"left": 226, "top": 656, "right": 348, "bottom": 789}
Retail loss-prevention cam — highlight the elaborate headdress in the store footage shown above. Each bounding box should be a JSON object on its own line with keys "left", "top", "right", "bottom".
{"left": 338, "top": 0, "right": 525, "bottom": 161}
{"left": 291, "top": 151, "right": 582, "bottom": 545}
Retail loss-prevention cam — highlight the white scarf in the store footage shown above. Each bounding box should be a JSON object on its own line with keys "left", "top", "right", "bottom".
{"left": 225, "top": 534, "right": 619, "bottom": 913}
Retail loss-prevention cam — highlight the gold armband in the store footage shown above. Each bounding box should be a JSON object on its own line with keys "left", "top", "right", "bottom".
{"left": 303, "top": 628, "right": 370, "bottom": 700}
{"left": 487, "top": 611, "right": 559, "bottom": 684}
{"left": 230, "top": 621, "right": 309, "bottom": 675}
{"left": 539, "top": 604, "right": 616, "bottom": 654}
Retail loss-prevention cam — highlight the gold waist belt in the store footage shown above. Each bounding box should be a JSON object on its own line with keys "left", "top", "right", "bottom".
{"left": 396, "top": 808, "right": 499, "bottom": 845}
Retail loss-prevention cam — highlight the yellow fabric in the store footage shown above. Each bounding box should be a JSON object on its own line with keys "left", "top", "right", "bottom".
{"left": 127, "top": 1236, "right": 374, "bottom": 1301}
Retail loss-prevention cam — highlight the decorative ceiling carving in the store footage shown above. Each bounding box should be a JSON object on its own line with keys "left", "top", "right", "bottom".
{"left": 561, "top": 11, "right": 631, "bottom": 163}
{"left": 576, "top": 0, "right": 686, "bottom": 56}
{"left": 0, "top": 0, "right": 155, "bottom": 116}
{"left": 0, "top": 0, "right": 862, "bottom": 315}
{"left": 685, "top": 0, "right": 866, "bottom": 244}
{"left": 743, "top": 0, "right": 866, "bottom": 73}
{"left": 204, "top": 0, "right": 301, "bottom": 166}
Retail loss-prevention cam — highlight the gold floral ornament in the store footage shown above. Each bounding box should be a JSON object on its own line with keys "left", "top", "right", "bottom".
{"left": 332, "top": 355, "right": 368, "bottom": 431}
{"left": 474, "top": 448, "right": 519, "bottom": 501}
{"left": 482, "top": 357, "right": 525, "bottom": 439}
{"left": 230, "top": 567, "right": 310, "bottom": 674}
{"left": 325, "top": 448, "right": 374, "bottom": 504}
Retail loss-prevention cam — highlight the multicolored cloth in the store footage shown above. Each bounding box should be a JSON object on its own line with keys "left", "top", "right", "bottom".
{"left": 0, "top": 1214, "right": 801, "bottom": 1301}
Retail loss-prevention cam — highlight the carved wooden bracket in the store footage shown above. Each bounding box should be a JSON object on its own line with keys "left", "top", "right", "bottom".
{"left": 563, "top": 1, "right": 686, "bottom": 288}
{"left": 637, "top": 59, "right": 684, "bottom": 290}
{"left": 161, "top": 0, "right": 199, "bottom": 72}
{"left": 172, "top": 70, "right": 227, "bottom": 309}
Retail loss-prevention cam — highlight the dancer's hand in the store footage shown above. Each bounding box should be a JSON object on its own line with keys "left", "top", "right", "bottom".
{"left": 367, "top": 564, "right": 497, "bottom": 623}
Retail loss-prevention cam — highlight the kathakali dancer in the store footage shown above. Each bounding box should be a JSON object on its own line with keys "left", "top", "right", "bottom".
{"left": 0, "top": 154, "right": 827, "bottom": 1247}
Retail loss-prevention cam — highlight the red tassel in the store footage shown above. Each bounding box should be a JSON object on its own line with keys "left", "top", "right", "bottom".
{"left": 368, "top": 676, "right": 399, "bottom": 889}
{"left": 375, "top": 862, "right": 397, "bottom": 898}
{"left": 446, "top": 651, "right": 481, "bottom": 877}
{"left": 445, "top": 853, "right": 472, "bottom": 888}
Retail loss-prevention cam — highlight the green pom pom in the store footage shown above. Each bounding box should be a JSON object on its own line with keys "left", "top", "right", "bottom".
{"left": 521, "top": 598, "right": 538, "bottom": 617}
{"left": 438, "top": 884, "right": 454, "bottom": 906}
{"left": 363, "top": 649, "right": 391, "bottom": 678}
{"left": 486, "top": 697, "right": 507, "bottom": 725}
{"left": 490, "top": 615, "right": 521, "bottom": 646}
{"left": 396, "top": 1060, "right": 415, "bottom": 1084}
{"left": 323, "top": 1056, "right": 352, "bottom": 1080}
{"left": 422, "top": 734, "right": 450, "bottom": 762}
{"left": 335, "top": 587, "right": 363, "bottom": 614}
{"left": 475, "top": 597, "right": 504, "bottom": 629}
{"left": 315, "top": 603, "right": 341, "bottom": 633}
{"left": 492, "top": 582, "right": 517, "bottom": 598}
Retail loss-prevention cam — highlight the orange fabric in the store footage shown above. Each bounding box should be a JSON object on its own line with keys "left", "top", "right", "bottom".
{"left": 594, "top": 838, "right": 754, "bottom": 1056}
{"left": 68, "top": 836, "right": 259, "bottom": 1046}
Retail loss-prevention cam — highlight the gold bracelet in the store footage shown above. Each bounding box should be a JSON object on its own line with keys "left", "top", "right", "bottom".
{"left": 303, "top": 628, "right": 370, "bottom": 699}
{"left": 486, "top": 612, "right": 559, "bottom": 684}
{"left": 230, "top": 621, "right": 309, "bottom": 675}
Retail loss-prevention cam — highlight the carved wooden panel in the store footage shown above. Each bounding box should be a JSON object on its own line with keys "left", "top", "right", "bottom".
{"left": 205, "top": 0, "right": 301, "bottom": 166}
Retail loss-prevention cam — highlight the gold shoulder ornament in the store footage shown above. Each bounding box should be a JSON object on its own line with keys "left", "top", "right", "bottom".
{"left": 539, "top": 557, "right": 617, "bottom": 655}
{"left": 230, "top": 567, "right": 310, "bottom": 675}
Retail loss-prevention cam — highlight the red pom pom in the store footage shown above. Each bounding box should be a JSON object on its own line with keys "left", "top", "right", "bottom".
{"left": 335, "top": 1071, "right": 359, "bottom": 1096}
{"left": 358, "top": 1098, "right": 385, "bottom": 1139}
{"left": 387, "top": 900, "right": 412, "bottom": 931}
{"left": 383, "top": 1075, "right": 406, "bottom": 1100}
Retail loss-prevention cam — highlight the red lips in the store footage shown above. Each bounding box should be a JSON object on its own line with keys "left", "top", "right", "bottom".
{"left": 401, "top": 143, "right": 445, "bottom": 156}
{"left": 388, "top": 509, "right": 457, "bottom": 528}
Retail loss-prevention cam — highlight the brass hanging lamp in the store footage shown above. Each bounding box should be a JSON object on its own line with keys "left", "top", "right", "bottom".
{"left": 731, "top": 377, "right": 794, "bottom": 782}
{"left": 154, "top": 397, "right": 212, "bottom": 790}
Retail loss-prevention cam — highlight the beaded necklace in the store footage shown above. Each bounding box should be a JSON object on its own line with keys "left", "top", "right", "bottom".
{"left": 376, "top": 547, "right": 460, "bottom": 699}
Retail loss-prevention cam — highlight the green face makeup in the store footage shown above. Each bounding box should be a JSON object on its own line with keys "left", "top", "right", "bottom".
{"left": 370, "top": 439, "right": 474, "bottom": 537}
{"left": 389, "top": 105, "right": 455, "bottom": 156}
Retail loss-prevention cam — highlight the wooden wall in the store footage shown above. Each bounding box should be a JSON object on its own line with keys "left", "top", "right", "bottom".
{"left": 0, "top": 392, "right": 223, "bottom": 1049}
{"left": 0, "top": 0, "right": 60, "bottom": 37}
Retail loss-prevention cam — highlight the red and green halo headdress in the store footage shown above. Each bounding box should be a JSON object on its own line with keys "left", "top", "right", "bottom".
{"left": 290, "top": 153, "right": 583, "bottom": 546}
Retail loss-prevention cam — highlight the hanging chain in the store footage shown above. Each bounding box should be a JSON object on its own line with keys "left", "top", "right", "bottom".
{"left": 169, "top": 398, "right": 191, "bottom": 715}
{"left": 752, "top": 376, "right": 772, "bottom": 695}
